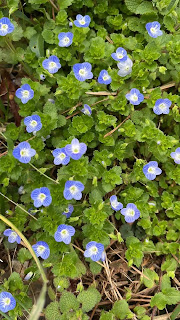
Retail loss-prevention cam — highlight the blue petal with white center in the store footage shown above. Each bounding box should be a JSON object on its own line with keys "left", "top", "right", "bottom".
{"left": 3, "top": 229, "right": 21, "bottom": 244}
{"left": 126, "top": 88, "right": 144, "bottom": 105}
{"left": 13, "top": 141, "right": 36, "bottom": 164}
{"left": 52, "top": 148, "right": 70, "bottom": 165}
{"left": 98, "top": 70, "right": 112, "bottom": 85}
{"left": 110, "top": 195, "right": 123, "bottom": 211}
{"left": 40, "top": 74, "right": 46, "bottom": 80}
{"left": 24, "top": 115, "right": 42, "bottom": 133}
{"left": 54, "top": 224, "right": 75, "bottom": 244}
{"left": 63, "top": 180, "right": 84, "bottom": 200}
{"left": 32, "top": 241, "right": 50, "bottom": 259}
{"left": 143, "top": 161, "right": 162, "bottom": 180}
{"left": 146, "top": 21, "right": 163, "bottom": 38}
{"left": 153, "top": 99, "right": 171, "bottom": 115}
{"left": 84, "top": 241, "right": 104, "bottom": 262}
{"left": 171, "top": 147, "right": 180, "bottom": 164}
{"left": 15, "top": 84, "right": 34, "bottom": 104}
{"left": 62, "top": 204, "right": 74, "bottom": 218}
{"left": 74, "top": 14, "right": 91, "bottom": 28}
{"left": 0, "top": 292, "right": 16, "bottom": 313}
{"left": 121, "top": 203, "right": 140, "bottom": 223}
{"left": 117, "top": 56, "right": 133, "bottom": 77}
{"left": 65, "top": 138, "right": 87, "bottom": 160}
{"left": 31, "top": 187, "right": 52, "bottom": 208}
{"left": 58, "top": 32, "right": 73, "bottom": 47}
{"left": 111, "top": 47, "right": 127, "bottom": 62}
{"left": 0, "top": 17, "right": 14, "bottom": 36}
{"left": 73, "top": 62, "right": 93, "bottom": 81}
{"left": 42, "top": 55, "right": 61, "bottom": 74}
{"left": 81, "top": 104, "right": 92, "bottom": 116}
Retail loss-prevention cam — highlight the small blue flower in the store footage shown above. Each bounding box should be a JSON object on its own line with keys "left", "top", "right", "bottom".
{"left": 24, "top": 271, "right": 34, "bottom": 281}
{"left": 65, "top": 138, "right": 87, "bottom": 160}
{"left": 3, "top": 229, "right": 21, "bottom": 244}
{"left": 84, "top": 241, "right": 104, "bottom": 262}
{"left": 153, "top": 99, "right": 172, "bottom": 115}
{"left": 0, "top": 292, "right": 16, "bottom": 313}
{"left": 40, "top": 74, "right": 46, "bottom": 80}
{"left": 42, "top": 55, "right": 61, "bottom": 74}
{"left": 31, "top": 187, "right": 52, "bottom": 208}
{"left": 52, "top": 148, "right": 70, "bottom": 165}
{"left": 111, "top": 47, "right": 127, "bottom": 62}
{"left": 117, "top": 56, "right": 133, "bottom": 77}
{"left": 15, "top": 84, "right": 34, "bottom": 104}
{"left": 58, "top": 32, "right": 73, "bottom": 47}
{"left": 18, "top": 185, "right": 25, "bottom": 195}
{"left": 64, "top": 180, "right": 84, "bottom": 200}
{"left": 81, "top": 104, "right": 92, "bottom": 116}
{"left": 54, "top": 224, "right": 75, "bottom": 244}
{"left": 110, "top": 195, "right": 123, "bottom": 211}
{"left": 100, "top": 251, "right": 106, "bottom": 262}
{"left": 13, "top": 142, "right": 36, "bottom": 164}
{"left": 121, "top": 203, "right": 140, "bottom": 223}
{"left": 73, "top": 62, "right": 93, "bottom": 82}
{"left": 98, "top": 70, "right": 112, "bottom": 85}
{"left": 74, "top": 14, "right": 91, "bottom": 28}
{"left": 0, "top": 18, "right": 14, "bottom": 36}
{"left": 143, "top": 161, "right": 162, "bottom": 180}
{"left": 171, "top": 147, "right": 180, "bottom": 164}
{"left": 146, "top": 21, "right": 163, "bottom": 38}
{"left": 24, "top": 115, "right": 42, "bottom": 133}
{"left": 62, "top": 204, "right": 74, "bottom": 218}
{"left": 126, "top": 88, "right": 144, "bottom": 105}
{"left": 32, "top": 241, "right": 50, "bottom": 259}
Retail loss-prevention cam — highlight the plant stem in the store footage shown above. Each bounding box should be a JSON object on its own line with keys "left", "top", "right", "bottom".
{"left": 29, "top": 163, "right": 59, "bottom": 184}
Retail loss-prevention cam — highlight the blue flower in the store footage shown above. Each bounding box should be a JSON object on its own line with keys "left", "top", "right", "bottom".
{"left": 143, "top": 161, "right": 162, "bottom": 180}
{"left": 32, "top": 241, "right": 50, "bottom": 259}
{"left": 110, "top": 195, "right": 123, "bottom": 211}
{"left": 54, "top": 224, "right": 75, "bottom": 244}
{"left": 73, "top": 62, "right": 93, "bottom": 81}
{"left": 62, "top": 204, "right": 74, "bottom": 218}
{"left": 74, "top": 14, "right": 91, "bottom": 28}
{"left": 65, "top": 138, "right": 87, "bottom": 160}
{"left": 100, "top": 251, "right": 106, "bottom": 262}
{"left": 24, "top": 115, "right": 42, "bottom": 133}
{"left": 126, "top": 88, "right": 144, "bottom": 105}
{"left": 18, "top": 185, "right": 25, "bottom": 195}
{"left": 121, "top": 203, "right": 140, "bottom": 223}
{"left": 3, "top": 229, "right": 21, "bottom": 244}
{"left": 118, "top": 57, "right": 133, "bottom": 77}
{"left": 98, "top": 70, "right": 112, "bottom": 85}
{"left": 15, "top": 84, "right": 34, "bottom": 104}
{"left": 0, "top": 292, "right": 16, "bottom": 313}
{"left": 171, "top": 147, "right": 180, "bottom": 164}
{"left": 111, "top": 47, "right": 127, "bottom": 62}
{"left": 153, "top": 99, "right": 172, "bottom": 115}
{"left": 40, "top": 74, "right": 46, "bottom": 80}
{"left": 58, "top": 32, "right": 73, "bottom": 47}
{"left": 31, "top": 187, "right": 52, "bottom": 208}
{"left": 81, "top": 104, "right": 92, "bottom": 116}
{"left": 13, "top": 142, "right": 36, "bottom": 163}
{"left": 84, "top": 241, "right": 104, "bottom": 262}
{"left": 42, "top": 55, "right": 61, "bottom": 74}
{"left": 24, "top": 271, "right": 34, "bottom": 281}
{"left": 0, "top": 18, "right": 14, "bottom": 36}
{"left": 52, "top": 148, "right": 70, "bottom": 165}
{"left": 146, "top": 21, "right": 163, "bottom": 38}
{"left": 63, "top": 180, "right": 84, "bottom": 200}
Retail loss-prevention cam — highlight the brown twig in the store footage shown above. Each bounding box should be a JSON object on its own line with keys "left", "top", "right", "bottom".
{"left": 66, "top": 111, "right": 80, "bottom": 119}
{"left": 61, "top": 102, "right": 82, "bottom": 115}
{"left": 106, "top": 35, "right": 114, "bottom": 44}
{"left": 86, "top": 91, "right": 117, "bottom": 96}
{"left": 104, "top": 115, "right": 130, "bottom": 138}
{"left": 48, "top": 0, "right": 59, "bottom": 11}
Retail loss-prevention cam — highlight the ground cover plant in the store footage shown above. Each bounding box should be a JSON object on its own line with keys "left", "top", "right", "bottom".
{"left": 0, "top": 0, "right": 180, "bottom": 319}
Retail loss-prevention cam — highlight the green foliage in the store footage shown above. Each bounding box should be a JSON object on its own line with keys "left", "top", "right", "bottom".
{"left": 77, "top": 287, "right": 101, "bottom": 312}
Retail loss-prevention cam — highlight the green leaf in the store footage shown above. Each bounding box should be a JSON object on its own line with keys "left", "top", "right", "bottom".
{"left": 29, "top": 34, "right": 44, "bottom": 57}
{"left": 59, "top": 291, "right": 80, "bottom": 313}
{"left": 77, "top": 287, "right": 101, "bottom": 312}
{"left": 141, "top": 269, "right": 159, "bottom": 288}
{"left": 17, "top": 248, "right": 32, "bottom": 263}
{"left": 112, "top": 300, "right": 132, "bottom": 319}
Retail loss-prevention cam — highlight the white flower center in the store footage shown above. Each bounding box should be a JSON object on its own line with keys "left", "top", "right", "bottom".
{"left": 22, "top": 90, "right": 30, "bottom": 98}
{"left": 37, "top": 245, "right": 45, "bottom": 253}
{"left": 70, "top": 185, "right": 78, "bottom": 194}
{"left": 111, "top": 200, "right": 118, "bottom": 209}
{"left": 64, "top": 207, "right": 69, "bottom": 213}
{"left": 80, "top": 19, "right": 86, "bottom": 25}
{"left": 38, "top": 193, "right": 46, "bottom": 201}
{"left": 20, "top": 148, "right": 29, "bottom": 157}
{"left": 61, "top": 229, "right": 69, "bottom": 237}
{"left": 72, "top": 145, "right": 80, "bottom": 153}
{"left": 63, "top": 36, "right": 70, "bottom": 44}
{"left": 90, "top": 246, "right": 98, "bottom": 255}
{"left": 79, "top": 68, "right": 86, "bottom": 76}
{"left": 103, "top": 75, "right": 109, "bottom": 81}
{"left": 150, "top": 26, "right": 158, "bottom": 34}
{"left": 3, "top": 298, "right": 11, "bottom": 306}
{"left": 148, "top": 167, "right": 156, "bottom": 174}
{"left": 11, "top": 232, "right": 17, "bottom": 239}
{"left": 125, "top": 66, "right": 130, "bottom": 70}
{"left": 117, "top": 53, "right": 123, "bottom": 59}
{"left": 30, "top": 120, "right": 37, "bottom": 127}
{"left": 126, "top": 209, "right": 135, "bottom": 216}
{"left": 131, "top": 94, "right": 138, "bottom": 102}
{"left": 49, "top": 61, "right": 57, "bottom": 69}
{"left": 175, "top": 153, "right": 180, "bottom": 161}
{"left": 84, "top": 109, "right": 90, "bottom": 115}
{"left": 159, "top": 103, "right": 166, "bottom": 110}
{"left": 1, "top": 24, "right": 8, "bottom": 31}
{"left": 59, "top": 152, "right": 66, "bottom": 160}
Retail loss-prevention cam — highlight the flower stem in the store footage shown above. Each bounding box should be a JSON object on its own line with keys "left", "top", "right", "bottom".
{"left": 29, "top": 163, "right": 59, "bottom": 184}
